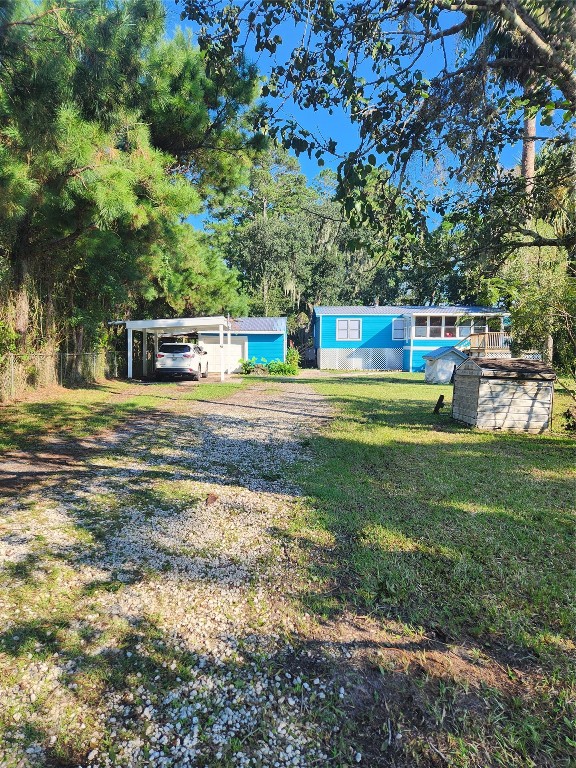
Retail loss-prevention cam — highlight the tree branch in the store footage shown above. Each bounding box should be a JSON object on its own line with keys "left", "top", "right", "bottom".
{"left": 434, "top": 0, "right": 576, "bottom": 108}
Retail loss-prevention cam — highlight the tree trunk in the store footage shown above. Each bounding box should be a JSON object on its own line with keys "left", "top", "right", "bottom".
{"left": 545, "top": 332, "right": 554, "bottom": 364}
{"left": 10, "top": 210, "right": 34, "bottom": 349}
{"left": 521, "top": 108, "right": 536, "bottom": 196}
{"left": 521, "top": 100, "right": 551, "bottom": 359}
{"left": 72, "top": 325, "right": 85, "bottom": 379}
{"left": 73, "top": 326, "right": 84, "bottom": 354}
{"left": 14, "top": 276, "right": 30, "bottom": 349}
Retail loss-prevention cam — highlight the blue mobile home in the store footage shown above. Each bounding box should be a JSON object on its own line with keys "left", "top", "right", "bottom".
{"left": 313, "top": 306, "right": 508, "bottom": 372}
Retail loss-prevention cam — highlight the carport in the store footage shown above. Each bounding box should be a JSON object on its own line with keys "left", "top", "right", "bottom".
{"left": 122, "top": 316, "right": 232, "bottom": 381}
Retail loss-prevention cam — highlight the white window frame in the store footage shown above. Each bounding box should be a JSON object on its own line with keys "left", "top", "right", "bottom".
{"left": 336, "top": 318, "right": 362, "bottom": 341}
{"left": 413, "top": 315, "right": 485, "bottom": 339}
{"left": 457, "top": 318, "right": 473, "bottom": 338}
{"left": 428, "top": 315, "right": 443, "bottom": 339}
{"left": 443, "top": 315, "right": 458, "bottom": 340}
{"left": 392, "top": 318, "right": 405, "bottom": 340}
{"left": 414, "top": 315, "right": 429, "bottom": 338}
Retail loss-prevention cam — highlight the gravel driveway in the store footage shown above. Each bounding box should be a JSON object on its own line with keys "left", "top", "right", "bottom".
{"left": 0, "top": 381, "right": 369, "bottom": 768}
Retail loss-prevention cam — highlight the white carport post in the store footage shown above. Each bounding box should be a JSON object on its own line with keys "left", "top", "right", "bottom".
{"left": 219, "top": 323, "right": 224, "bottom": 381}
{"left": 226, "top": 326, "right": 231, "bottom": 374}
{"left": 142, "top": 330, "right": 148, "bottom": 378}
{"left": 127, "top": 327, "right": 133, "bottom": 379}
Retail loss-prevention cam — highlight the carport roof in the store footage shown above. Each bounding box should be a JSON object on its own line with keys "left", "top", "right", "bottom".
{"left": 117, "top": 316, "right": 231, "bottom": 333}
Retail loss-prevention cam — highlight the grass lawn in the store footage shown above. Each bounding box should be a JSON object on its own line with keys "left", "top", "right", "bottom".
{"left": 286, "top": 373, "right": 576, "bottom": 766}
{"left": 0, "top": 372, "right": 574, "bottom": 767}
{"left": 0, "top": 378, "right": 247, "bottom": 452}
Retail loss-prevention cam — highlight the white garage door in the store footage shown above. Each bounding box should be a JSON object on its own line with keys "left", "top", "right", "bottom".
{"left": 199, "top": 336, "right": 247, "bottom": 373}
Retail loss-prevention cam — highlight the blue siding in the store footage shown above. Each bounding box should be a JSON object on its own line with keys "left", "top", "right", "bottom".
{"left": 314, "top": 312, "right": 465, "bottom": 372}
{"left": 402, "top": 347, "right": 411, "bottom": 371}
{"left": 313, "top": 315, "right": 321, "bottom": 350}
{"left": 246, "top": 333, "right": 285, "bottom": 363}
{"left": 412, "top": 338, "right": 460, "bottom": 348}
{"left": 411, "top": 351, "right": 427, "bottom": 373}
{"left": 320, "top": 314, "right": 404, "bottom": 349}
{"left": 410, "top": 338, "right": 460, "bottom": 372}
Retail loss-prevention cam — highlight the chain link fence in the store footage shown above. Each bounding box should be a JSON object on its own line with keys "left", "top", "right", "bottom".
{"left": 0, "top": 351, "right": 127, "bottom": 402}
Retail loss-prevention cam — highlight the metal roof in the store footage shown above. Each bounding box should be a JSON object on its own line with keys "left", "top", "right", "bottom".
{"left": 313, "top": 305, "right": 506, "bottom": 316}
{"left": 121, "top": 316, "right": 230, "bottom": 333}
{"left": 113, "top": 316, "right": 287, "bottom": 334}
{"left": 230, "top": 317, "right": 287, "bottom": 333}
{"left": 423, "top": 346, "right": 468, "bottom": 361}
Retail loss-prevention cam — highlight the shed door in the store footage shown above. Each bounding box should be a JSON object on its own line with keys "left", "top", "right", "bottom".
{"left": 200, "top": 336, "right": 247, "bottom": 373}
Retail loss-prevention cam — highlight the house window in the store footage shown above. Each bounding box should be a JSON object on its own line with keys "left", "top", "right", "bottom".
{"left": 392, "top": 318, "right": 405, "bottom": 340}
{"left": 336, "top": 318, "right": 361, "bottom": 340}
{"left": 458, "top": 320, "right": 472, "bottom": 338}
{"left": 444, "top": 316, "right": 457, "bottom": 338}
{"left": 414, "top": 315, "right": 474, "bottom": 338}
{"left": 414, "top": 316, "right": 428, "bottom": 337}
{"left": 430, "top": 316, "right": 442, "bottom": 338}
{"left": 474, "top": 317, "right": 487, "bottom": 334}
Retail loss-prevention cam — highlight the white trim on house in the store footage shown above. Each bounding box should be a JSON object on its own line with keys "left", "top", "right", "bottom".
{"left": 404, "top": 311, "right": 506, "bottom": 317}
{"left": 413, "top": 313, "right": 462, "bottom": 340}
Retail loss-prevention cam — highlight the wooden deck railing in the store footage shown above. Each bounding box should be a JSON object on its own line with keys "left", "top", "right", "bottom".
{"left": 465, "top": 332, "right": 512, "bottom": 351}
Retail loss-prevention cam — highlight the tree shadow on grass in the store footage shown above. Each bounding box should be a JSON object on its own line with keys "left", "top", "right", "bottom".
{"left": 281, "top": 391, "right": 575, "bottom": 658}
{"left": 2, "top": 597, "right": 571, "bottom": 768}
{"left": 2, "top": 393, "right": 573, "bottom": 655}
{"left": 0, "top": 378, "right": 225, "bottom": 458}
{"left": 1, "top": 381, "right": 574, "bottom": 766}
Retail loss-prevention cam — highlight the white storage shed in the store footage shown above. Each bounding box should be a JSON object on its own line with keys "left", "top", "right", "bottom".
{"left": 423, "top": 346, "right": 468, "bottom": 384}
{"left": 452, "top": 358, "right": 556, "bottom": 433}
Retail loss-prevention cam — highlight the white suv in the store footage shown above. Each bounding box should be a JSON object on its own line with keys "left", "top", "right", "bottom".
{"left": 155, "top": 343, "right": 208, "bottom": 381}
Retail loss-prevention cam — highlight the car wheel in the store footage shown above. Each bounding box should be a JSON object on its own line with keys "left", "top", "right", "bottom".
{"left": 191, "top": 368, "right": 200, "bottom": 381}
{"left": 201, "top": 363, "right": 208, "bottom": 378}
{"left": 156, "top": 372, "right": 164, "bottom": 382}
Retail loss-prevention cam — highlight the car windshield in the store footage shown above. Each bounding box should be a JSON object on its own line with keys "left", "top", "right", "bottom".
{"left": 159, "top": 344, "right": 192, "bottom": 353}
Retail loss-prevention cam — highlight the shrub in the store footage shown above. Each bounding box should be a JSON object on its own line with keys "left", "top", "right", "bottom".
{"left": 268, "top": 360, "right": 298, "bottom": 376}
{"left": 239, "top": 357, "right": 269, "bottom": 375}
{"left": 239, "top": 357, "right": 257, "bottom": 374}
{"left": 0, "top": 321, "right": 17, "bottom": 359}
{"left": 286, "top": 346, "right": 300, "bottom": 369}
{"left": 240, "top": 355, "right": 299, "bottom": 376}
{"left": 25, "top": 363, "right": 39, "bottom": 386}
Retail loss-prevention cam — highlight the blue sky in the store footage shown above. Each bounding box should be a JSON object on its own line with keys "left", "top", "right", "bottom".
{"left": 164, "top": 2, "right": 545, "bottom": 220}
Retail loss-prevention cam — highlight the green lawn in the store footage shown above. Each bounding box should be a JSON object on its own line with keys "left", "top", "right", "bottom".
{"left": 0, "top": 378, "right": 247, "bottom": 451}
{"left": 287, "top": 373, "right": 576, "bottom": 766}
{"left": 0, "top": 373, "right": 574, "bottom": 767}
